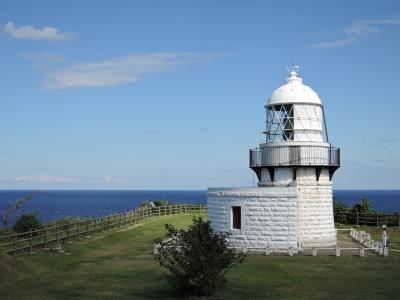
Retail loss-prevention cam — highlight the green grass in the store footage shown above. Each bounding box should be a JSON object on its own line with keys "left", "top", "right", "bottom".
{"left": 1, "top": 214, "right": 400, "bottom": 300}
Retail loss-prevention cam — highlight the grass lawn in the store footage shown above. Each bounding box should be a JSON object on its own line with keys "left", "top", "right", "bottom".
{"left": 1, "top": 214, "right": 399, "bottom": 300}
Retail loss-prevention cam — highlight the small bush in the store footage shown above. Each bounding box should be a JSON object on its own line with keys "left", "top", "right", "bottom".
{"left": 352, "top": 197, "right": 374, "bottom": 214}
{"left": 13, "top": 213, "right": 42, "bottom": 233}
{"left": 333, "top": 200, "right": 351, "bottom": 213}
{"left": 154, "top": 217, "right": 245, "bottom": 296}
{"left": 139, "top": 200, "right": 169, "bottom": 208}
{"left": 46, "top": 217, "right": 82, "bottom": 230}
{"left": 153, "top": 200, "right": 169, "bottom": 207}
{"left": 0, "top": 226, "right": 13, "bottom": 235}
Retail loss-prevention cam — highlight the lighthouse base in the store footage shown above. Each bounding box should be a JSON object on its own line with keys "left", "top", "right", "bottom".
{"left": 208, "top": 187, "right": 299, "bottom": 252}
{"left": 207, "top": 171, "right": 337, "bottom": 251}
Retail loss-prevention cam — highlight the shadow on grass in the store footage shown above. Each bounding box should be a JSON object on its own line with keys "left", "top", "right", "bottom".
{"left": 126, "top": 274, "right": 185, "bottom": 299}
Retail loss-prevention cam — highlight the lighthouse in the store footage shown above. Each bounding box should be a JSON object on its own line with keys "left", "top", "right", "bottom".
{"left": 207, "top": 66, "right": 340, "bottom": 252}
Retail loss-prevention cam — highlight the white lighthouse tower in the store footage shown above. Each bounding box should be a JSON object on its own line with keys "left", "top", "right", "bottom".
{"left": 208, "top": 66, "right": 340, "bottom": 252}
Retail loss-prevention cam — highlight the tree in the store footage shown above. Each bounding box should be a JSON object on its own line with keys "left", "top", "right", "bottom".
{"left": 352, "top": 197, "right": 374, "bottom": 214}
{"left": 333, "top": 200, "right": 351, "bottom": 212}
{"left": 13, "top": 213, "right": 42, "bottom": 233}
{"left": 154, "top": 217, "right": 245, "bottom": 296}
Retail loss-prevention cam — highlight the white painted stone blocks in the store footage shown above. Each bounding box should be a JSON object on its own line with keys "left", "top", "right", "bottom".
{"left": 207, "top": 187, "right": 298, "bottom": 251}
{"left": 207, "top": 166, "right": 337, "bottom": 251}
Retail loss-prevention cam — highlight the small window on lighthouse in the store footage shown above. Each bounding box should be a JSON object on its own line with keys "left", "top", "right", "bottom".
{"left": 232, "top": 206, "right": 241, "bottom": 230}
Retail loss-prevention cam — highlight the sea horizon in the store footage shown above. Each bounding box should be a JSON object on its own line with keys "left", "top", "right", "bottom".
{"left": 1, "top": 189, "right": 399, "bottom": 227}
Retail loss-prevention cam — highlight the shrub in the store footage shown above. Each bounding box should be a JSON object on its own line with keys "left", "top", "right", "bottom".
{"left": 46, "top": 217, "right": 82, "bottom": 230}
{"left": 333, "top": 200, "right": 351, "bottom": 212}
{"left": 13, "top": 213, "right": 42, "bottom": 233}
{"left": 154, "top": 217, "right": 245, "bottom": 296}
{"left": 352, "top": 197, "right": 374, "bottom": 214}
{"left": 139, "top": 200, "right": 169, "bottom": 208}
{"left": 153, "top": 200, "right": 169, "bottom": 207}
{"left": 0, "top": 226, "right": 13, "bottom": 236}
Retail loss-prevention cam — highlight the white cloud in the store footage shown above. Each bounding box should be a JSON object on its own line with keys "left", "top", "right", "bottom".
{"left": 3, "top": 22, "right": 74, "bottom": 41}
{"left": 311, "top": 15, "right": 400, "bottom": 48}
{"left": 39, "top": 52, "right": 220, "bottom": 89}
{"left": 22, "top": 52, "right": 64, "bottom": 63}
{"left": 103, "top": 176, "right": 127, "bottom": 184}
{"left": 38, "top": 175, "right": 78, "bottom": 183}
{"left": 0, "top": 175, "right": 78, "bottom": 183}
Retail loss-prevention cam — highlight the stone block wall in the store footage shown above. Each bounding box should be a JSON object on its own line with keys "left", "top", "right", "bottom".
{"left": 296, "top": 168, "right": 336, "bottom": 247}
{"left": 207, "top": 187, "right": 298, "bottom": 251}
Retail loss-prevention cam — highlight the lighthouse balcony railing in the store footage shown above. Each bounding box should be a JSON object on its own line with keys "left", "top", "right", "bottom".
{"left": 249, "top": 145, "right": 340, "bottom": 167}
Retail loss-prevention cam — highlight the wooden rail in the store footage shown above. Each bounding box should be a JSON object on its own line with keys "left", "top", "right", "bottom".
{"left": 334, "top": 211, "right": 400, "bottom": 227}
{"left": 0, "top": 204, "right": 206, "bottom": 255}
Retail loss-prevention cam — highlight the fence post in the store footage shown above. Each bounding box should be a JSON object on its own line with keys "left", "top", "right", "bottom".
{"left": 85, "top": 220, "right": 89, "bottom": 236}
{"left": 29, "top": 229, "right": 33, "bottom": 253}
{"left": 376, "top": 213, "right": 379, "bottom": 227}
{"left": 383, "top": 246, "right": 389, "bottom": 257}
{"left": 13, "top": 234, "right": 17, "bottom": 255}
{"left": 397, "top": 213, "right": 400, "bottom": 229}
{"left": 335, "top": 246, "right": 340, "bottom": 257}
{"left": 356, "top": 212, "right": 359, "bottom": 226}
{"left": 44, "top": 227, "right": 48, "bottom": 248}
{"left": 184, "top": 204, "right": 187, "bottom": 214}
{"left": 56, "top": 225, "right": 59, "bottom": 245}
{"left": 164, "top": 205, "right": 167, "bottom": 216}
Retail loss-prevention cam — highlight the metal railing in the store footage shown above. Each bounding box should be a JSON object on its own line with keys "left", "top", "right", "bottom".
{"left": 249, "top": 145, "right": 340, "bottom": 167}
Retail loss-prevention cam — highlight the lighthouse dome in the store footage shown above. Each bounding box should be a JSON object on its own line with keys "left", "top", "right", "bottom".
{"left": 268, "top": 69, "right": 321, "bottom": 106}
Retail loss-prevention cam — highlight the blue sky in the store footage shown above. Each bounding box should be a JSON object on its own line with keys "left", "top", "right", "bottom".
{"left": 1, "top": 0, "right": 399, "bottom": 189}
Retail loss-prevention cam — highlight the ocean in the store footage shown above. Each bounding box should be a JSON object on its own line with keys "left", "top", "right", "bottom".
{"left": 0, "top": 190, "right": 399, "bottom": 226}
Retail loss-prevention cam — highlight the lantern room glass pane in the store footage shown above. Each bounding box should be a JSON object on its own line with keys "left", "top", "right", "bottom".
{"left": 266, "top": 104, "right": 294, "bottom": 142}
{"left": 266, "top": 104, "right": 328, "bottom": 142}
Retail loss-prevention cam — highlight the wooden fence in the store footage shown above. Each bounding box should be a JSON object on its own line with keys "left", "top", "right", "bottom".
{"left": 334, "top": 211, "right": 400, "bottom": 227}
{"left": 0, "top": 204, "right": 206, "bottom": 255}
